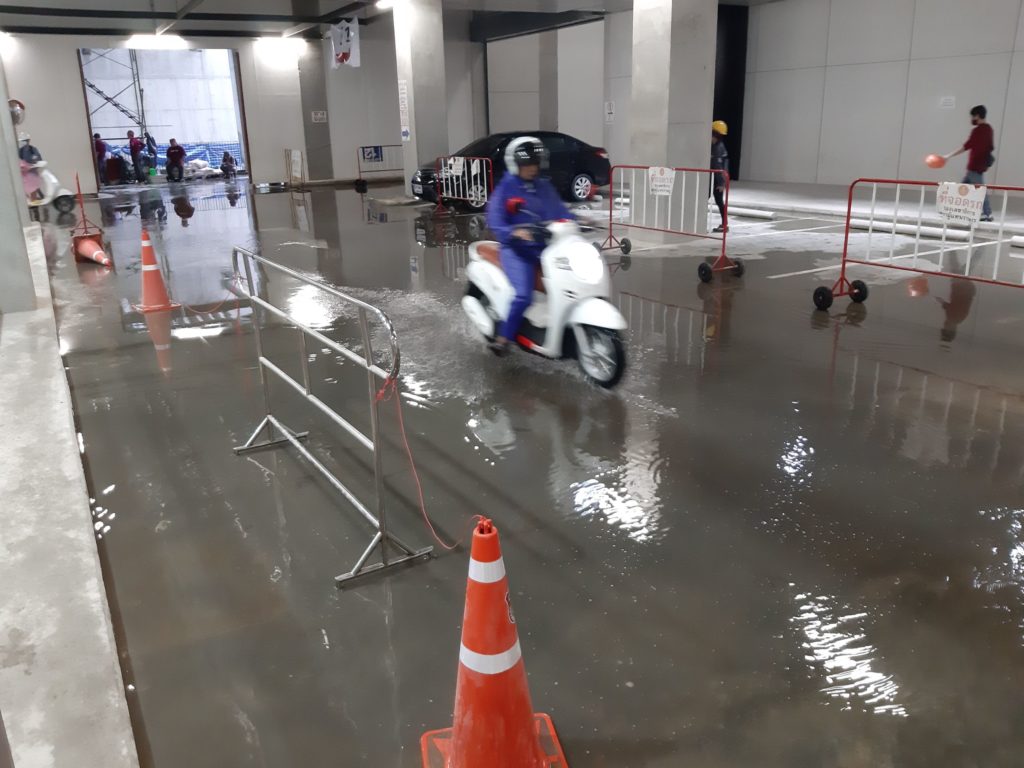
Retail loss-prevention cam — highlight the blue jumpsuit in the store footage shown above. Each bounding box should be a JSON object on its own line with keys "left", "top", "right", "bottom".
{"left": 486, "top": 173, "right": 572, "bottom": 340}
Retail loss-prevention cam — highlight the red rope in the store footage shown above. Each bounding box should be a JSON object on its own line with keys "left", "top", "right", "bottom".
{"left": 376, "top": 377, "right": 479, "bottom": 551}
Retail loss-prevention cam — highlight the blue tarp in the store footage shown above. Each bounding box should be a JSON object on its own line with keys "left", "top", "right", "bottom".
{"left": 106, "top": 140, "right": 245, "bottom": 169}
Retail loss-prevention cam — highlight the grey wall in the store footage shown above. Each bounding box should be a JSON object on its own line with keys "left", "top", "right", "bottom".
{"left": 0, "top": 55, "right": 34, "bottom": 313}
{"left": 487, "top": 34, "right": 541, "bottom": 132}
{"left": 742, "top": 0, "right": 1024, "bottom": 185}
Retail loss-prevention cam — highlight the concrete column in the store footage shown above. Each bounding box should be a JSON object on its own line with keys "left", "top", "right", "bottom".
{"left": 392, "top": 0, "right": 448, "bottom": 186}
{"left": 629, "top": 0, "right": 718, "bottom": 169}
{"left": 538, "top": 30, "right": 558, "bottom": 131}
{"left": 293, "top": 0, "right": 334, "bottom": 181}
{"left": 0, "top": 56, "right": 34, "bottom": 313}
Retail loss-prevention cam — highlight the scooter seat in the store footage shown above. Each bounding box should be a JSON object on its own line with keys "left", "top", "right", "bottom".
{"left": 476, "top": 242, "right": 545, "bottom": 293}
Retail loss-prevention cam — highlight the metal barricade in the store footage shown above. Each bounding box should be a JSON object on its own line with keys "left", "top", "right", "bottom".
{"left": 355, "top": 144, "right": 404, "bottom": 191}
{"left": 813, "top": 178, "right": 1024, "bottom": 310}
{"left": 601, "top": 164, "right": 742, "bottom": 282}
{"left": 434, "top": 155, "right": 493, "bottom": 212}
{"left": 231, "top": 247, "right": 433, "bottom": 586}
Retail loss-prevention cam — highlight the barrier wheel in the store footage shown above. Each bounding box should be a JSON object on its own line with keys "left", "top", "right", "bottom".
{"left": 813, "top": 286, "right": 834, "bottom": 311}
{"left": 697, "top": 262, "right": 713, "bottom": 283}
{"left": 732, "top": 258, "right": 745, "bottom": 278}
{"left": 620, "top": 238, "right": 632, "bottom": 255}
{"left": 354, "top": 179, "right": 368, "bottom": 193}
{"left": 850, "top": 279, "right": 869, "bottom": 303}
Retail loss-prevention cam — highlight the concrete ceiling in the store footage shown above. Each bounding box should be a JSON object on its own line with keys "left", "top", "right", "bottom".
{"left": 0, "top": 0, "right": 779, "bottom": 38}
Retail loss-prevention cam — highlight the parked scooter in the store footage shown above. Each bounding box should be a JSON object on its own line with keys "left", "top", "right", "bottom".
{"left": 19, "top": 136, "right": 75, "bottom": 215}
{"left": 462, "top": 207, "right": 628, "bottom": 387}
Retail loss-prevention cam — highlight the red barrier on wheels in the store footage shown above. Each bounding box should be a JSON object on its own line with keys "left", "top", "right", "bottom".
{"left": 813, "top": 178, "right": 1024, "bottom": 310}
{"left": 601, "top": 164, "right": 742, "bottom": 282}
{"left": 435, "top": 155, "right": 494, "bottom": 213}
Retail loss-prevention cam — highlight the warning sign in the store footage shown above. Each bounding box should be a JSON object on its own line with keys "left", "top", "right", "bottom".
{"left": 648, "top": 166, "right": 675, "bottom": 197}
{"left": 936, "top": 182, "right": 986, "bottom": 225}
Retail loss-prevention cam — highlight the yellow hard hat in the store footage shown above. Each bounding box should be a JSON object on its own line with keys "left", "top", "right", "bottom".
{"left": 712, "top": 120, "right": 728, "bottom": 136}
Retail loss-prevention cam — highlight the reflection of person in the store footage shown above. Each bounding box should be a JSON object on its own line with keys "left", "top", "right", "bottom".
{"left": 166, "top": 139, "right": 186, "bottom": 182}
{"left": 220, "top": 151, "right": 237, "bottom": 179}
{"left": 145, "top": 131, "right": 157, "bottom": 160}
{"left": 710, "top": 120, "right": 729, "bottom": 233}
{"left": 171, "top": 191, "right": 195, "bottom": 227}
{"left": 485, "top": 137, "right": 572, "bottom": 356}
{"left": 128, "top": 130, "right": 146, "bottom": 183}
{"left": 94, "top": 133, "right": 108, "bottom": 185}
{"left": 226, "top": 185, "right": 240, "bottom": 207}
{"left": 937, "top": 279, "right": 976, "bottom": 342}
{"left": 944, "top": 105, "right": 995, "bottom": 221}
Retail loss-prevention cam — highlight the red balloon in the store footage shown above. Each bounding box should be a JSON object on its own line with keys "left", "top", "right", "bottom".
{"left": 925, "top": 154, "right": 945, "bottom": 169}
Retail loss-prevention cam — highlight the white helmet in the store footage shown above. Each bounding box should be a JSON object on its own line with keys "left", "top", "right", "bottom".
{"left": 17, "top": 131, "right": 30, "bottom": 144}
{"left": 504, "top": 136, "right": 548, "bottom": 175}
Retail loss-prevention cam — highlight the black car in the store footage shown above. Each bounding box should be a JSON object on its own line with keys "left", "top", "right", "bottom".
{"left": 410, "top": 131, "right": 610, "bottom": 211}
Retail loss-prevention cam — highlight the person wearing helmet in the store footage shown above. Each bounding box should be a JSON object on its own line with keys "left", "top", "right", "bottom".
{"left": 710, "top": 120, "right": 729, "bottom": 233}
{"left": 485, "top": 136, "right": 572, "bottom": 356}
{"left": 18, "top": 133, "right": 42, "bottom": 164}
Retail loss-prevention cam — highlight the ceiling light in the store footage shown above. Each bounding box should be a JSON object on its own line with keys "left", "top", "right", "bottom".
{"left": 376, "top": 0, "right": 395, "bottom": 9}
{"left": 254, "top": 37, "right": 307, "bottom": 68}
{"left": 126, "top": 34, "right": 188, "bottom": 50}
{"left": 0, "top": 30, "right": 16, "bottom": 59}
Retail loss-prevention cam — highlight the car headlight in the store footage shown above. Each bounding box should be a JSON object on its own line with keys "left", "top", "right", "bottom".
{"left": 568, "top": 247, "right": 604, "bottom": 284}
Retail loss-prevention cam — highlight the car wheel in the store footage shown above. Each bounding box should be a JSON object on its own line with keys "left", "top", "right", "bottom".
{"left": 570, "top": 173, "right": 594, "bottom": 202}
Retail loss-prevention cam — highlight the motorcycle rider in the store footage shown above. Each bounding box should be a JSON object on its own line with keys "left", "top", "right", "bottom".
{"left": 485, "top": 137, "right": 572, "bottom": 356}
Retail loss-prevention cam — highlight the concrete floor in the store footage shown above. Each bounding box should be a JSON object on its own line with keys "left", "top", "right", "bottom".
{"left": 40, "top": 179, "right": 1024, "bottom": 766}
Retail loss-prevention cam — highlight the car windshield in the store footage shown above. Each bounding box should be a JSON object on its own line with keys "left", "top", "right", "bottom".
{"left": 454, "top": 135, "right": 505, "bottom": 157}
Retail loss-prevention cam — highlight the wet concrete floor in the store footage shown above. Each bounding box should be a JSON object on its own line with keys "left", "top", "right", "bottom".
{"left": 43, "top": 180, "right": 1024, "bottom": 766}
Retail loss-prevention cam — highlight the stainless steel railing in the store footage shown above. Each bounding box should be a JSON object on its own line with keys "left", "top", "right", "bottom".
{"left": 231, "top": 247, "right": 432, "bottom": 585}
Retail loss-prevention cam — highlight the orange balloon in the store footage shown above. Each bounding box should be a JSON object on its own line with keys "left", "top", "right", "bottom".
{"left": 925, "top": 154, "right": 945, "bottom": 169}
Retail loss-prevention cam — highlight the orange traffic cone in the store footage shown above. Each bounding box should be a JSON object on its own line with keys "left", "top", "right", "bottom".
{"left": 144, "top": 310, "right": 173, "bottom": 376}
{"left": 73, "top": 234, "right": 112, "bottom": 268}
{"left": 134, "top": 229, "right": 179, "bottom": 313}
{"left": 421, "top": 519, "right": 569, "bottom": 768}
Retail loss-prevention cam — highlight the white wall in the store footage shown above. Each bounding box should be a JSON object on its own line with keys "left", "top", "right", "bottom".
{"left": 557, "top": 22, "right": 605, "bottom": 147}
{"left": 603, "top": 11, "right": 633, "bottom": 167}
{"left": 0, "top": 33, "right": 306, "bottom": 193}
{"left": 486, "top": 21, "right": 606, "bottom": 147}
{"left": 743, "top": 0, "right": 1024, "bottom": 185}
{"left": 488, "top": 34, "right": 541, "bottom": 132}
{"left": 326, "top": 12, "right": 486, "bottom": 178}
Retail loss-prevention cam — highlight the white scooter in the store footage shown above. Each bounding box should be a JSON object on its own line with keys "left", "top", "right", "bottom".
{"left": 462, "top": 207, "right": 628, "bottom": 388}
{"left": 23, "top": 160, "right": 76, "bottom": 214}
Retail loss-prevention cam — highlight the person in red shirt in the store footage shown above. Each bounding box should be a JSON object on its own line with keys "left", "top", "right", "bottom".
{"left": 944, "top": 104, "right": 995, "bottom": 221}
{"left": 165, "top": 138, "right": 187, "bottom": 182}
{"left": 128, "top": 130, "right": 147, "bottom": 184}
{"left": 93, "top": 133, "right": 107, "bottom": 185}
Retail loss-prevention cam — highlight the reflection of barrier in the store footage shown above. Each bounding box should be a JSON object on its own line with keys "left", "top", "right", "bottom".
{"left": 601, "top": 164, "right": 741, "bottom": 282}
{"left": 285, "top": 148, "right": 305, "bottom": 187}
{"left": 435, "top": 155, "right": 493, "bottom": 212}
{"left": 231, "top": 247, "right": 433, "bottom": 586}
{"left": 355, "top": 144, "right": 403, "bottom": 192}
{"left": 813, "top": 178, "right": 1024, "bottom": 310}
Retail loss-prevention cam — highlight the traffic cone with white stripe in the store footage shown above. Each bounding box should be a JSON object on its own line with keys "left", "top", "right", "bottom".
{"left": 144, "top": 309, "right": 173, "bottom": 376}
{"left": 420, "top": 519, "right": 569, "bottom": 768}
{"left": 133, "top": 229, "right": 179, "bottom": 313}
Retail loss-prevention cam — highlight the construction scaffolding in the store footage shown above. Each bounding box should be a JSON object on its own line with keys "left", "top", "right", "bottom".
{"left": 79, "top": 47, "right": 147, "bottom": 137}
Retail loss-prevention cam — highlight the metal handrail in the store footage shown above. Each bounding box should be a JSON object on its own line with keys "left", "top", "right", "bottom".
{"left": 230, "top": 246, "right": 431, "bottom": 585}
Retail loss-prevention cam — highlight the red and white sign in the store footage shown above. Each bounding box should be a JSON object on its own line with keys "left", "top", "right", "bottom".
{"left": 330, "top": 20, "right": 360, "bottom": 68}
{"left": 936, "top": 182, "right": 986, "bottom": 225}
{"left": 648, "top": 166, "right": 675, "bottom": 196}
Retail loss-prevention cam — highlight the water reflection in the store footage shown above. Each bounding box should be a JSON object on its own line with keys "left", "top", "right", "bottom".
{"left": 790, "top": 588, "right": 907, "bottom": 717}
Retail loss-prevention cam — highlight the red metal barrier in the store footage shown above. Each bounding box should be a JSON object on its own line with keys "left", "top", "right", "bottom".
{"left": 434, "top": 155, "right": 493, "bottom": 213}
{"left": 601, "top": 164, "right": 741, "bottom": 282}
{"left": 813, "top": 178, "right": 1024, "bottom": 310}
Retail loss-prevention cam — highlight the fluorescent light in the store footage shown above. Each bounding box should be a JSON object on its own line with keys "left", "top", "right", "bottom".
{"left": 126, "top": 34, "right": 188, "bottom": 50}
{"left": 0, "top": 31, "right": 16, "bottom": 59}
{"left": 376, "top": 0, "right": 395, "bottom": 9}
{"left": 254, "top": 36, "right": 306, "bottom": 68}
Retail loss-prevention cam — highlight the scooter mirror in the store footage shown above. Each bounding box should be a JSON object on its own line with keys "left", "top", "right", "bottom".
{"left": 506, "top": 197, "right": 525, "bottom": 215}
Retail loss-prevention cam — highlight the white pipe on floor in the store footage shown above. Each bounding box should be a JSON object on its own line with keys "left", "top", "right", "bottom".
{"left": 847, "top": 218, "right": 972, "bottom": 242}
{"left": 1011, "top": 235, "right": 1024, "bottom": 248}
{"left": 709, "top": 205, "right": 774, "bottom": 220}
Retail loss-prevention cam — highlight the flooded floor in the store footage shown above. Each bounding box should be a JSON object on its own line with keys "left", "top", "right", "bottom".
{"left": 45, "top": 180, "right": 1024, "bottom": 767}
